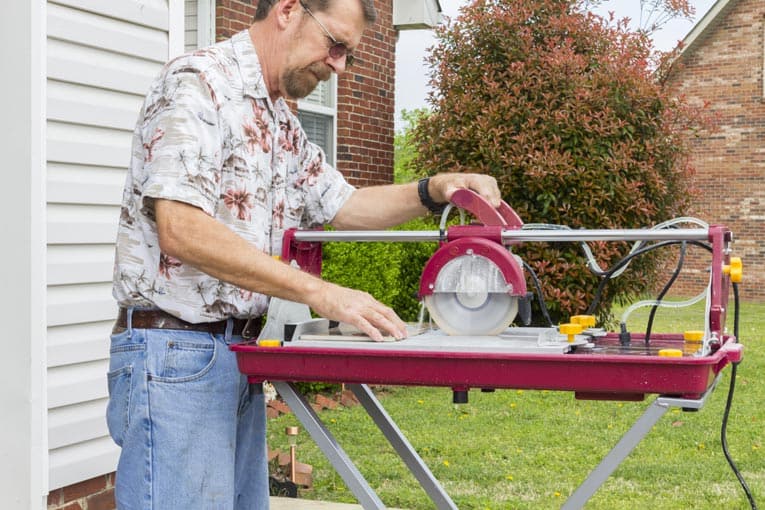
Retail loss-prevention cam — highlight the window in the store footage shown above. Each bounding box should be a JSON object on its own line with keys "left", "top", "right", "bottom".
{"left": 298, "top": 77, "right": 337, "bottom": 165}
{"left": 185, "top": 0, "right": 215, "bottom": 51}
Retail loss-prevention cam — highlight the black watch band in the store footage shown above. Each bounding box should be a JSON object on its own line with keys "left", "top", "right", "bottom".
{"left": 418, "top": 177, "right": 446, "bottom": 215}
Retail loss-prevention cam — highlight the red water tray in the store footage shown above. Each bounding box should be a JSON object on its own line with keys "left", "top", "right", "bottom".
{"left": 232, "top": 333, "right": 742, "bottom": 400}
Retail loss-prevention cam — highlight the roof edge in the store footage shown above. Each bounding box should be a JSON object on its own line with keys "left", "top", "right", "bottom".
{"left": 677, "top": 0, "right": 733, "bottom": 56}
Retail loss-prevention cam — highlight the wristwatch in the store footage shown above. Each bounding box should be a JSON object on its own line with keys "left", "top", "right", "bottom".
{"left": 418, "top": 177, "right": 446, "bottom": 215}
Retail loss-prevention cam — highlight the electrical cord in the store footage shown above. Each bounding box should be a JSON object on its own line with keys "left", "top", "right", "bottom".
{"left": 721, "top": 283, "right": 758, "bottom": 509}
{"left": 586, "top": 240, "right": 712, "bottom": 315}
{"left": 643, "top": 241, "right": 687, "bottom": 345}
{"left": 585, "top": 236, "right": 755, "bottom": 506}
{"left": 522, "top": 217, "right": 708, "bottom": 279}
{"left": 517, "top": 221, "right": 754, "bottom": 505}
{"left": 522, "top": 259, "right": 555, "bottom": 327}
{"left": 592, "top": 241, "right": 755, "bottom": 506}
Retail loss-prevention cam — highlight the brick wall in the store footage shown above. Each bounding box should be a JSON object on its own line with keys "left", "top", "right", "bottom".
{"left": 664, "top": 0, "right": 764, "bottom": 301}
{"left": 215, "top": 0, "right": 257, "bottom": 38}
{"left": 218, "top": 0, "right": 396, "bottom": 188}
{"left": 47, "top": 474, "right": 115, "bottom": 510}
{"left": 336, "top": 0, "right": 395, "bottom": 187}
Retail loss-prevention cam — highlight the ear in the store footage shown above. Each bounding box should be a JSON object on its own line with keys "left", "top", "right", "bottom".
{"left": 273, "top": 0, "right": 302, "bottom": 29}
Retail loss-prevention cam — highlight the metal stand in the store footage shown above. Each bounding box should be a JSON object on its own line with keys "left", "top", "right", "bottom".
{"left": 348, "top": 384, "right": 458, "bottom": 509}
{"left": 272, "top": 381, "right": 386, "bottom": 509}
{"left": 274, "top": 378, "right": 719, "bottom": 510}
{"left": 272, "top": 381, "right": 457, "bottom": 510}
{"left": 561, "top": 377, "right": 720, "bottom": 510}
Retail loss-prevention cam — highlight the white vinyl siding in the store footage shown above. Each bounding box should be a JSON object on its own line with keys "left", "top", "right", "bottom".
{"left": 2, "top": 1, "right": 47, "bottom": 506}
{"left": 45, "top": 0, "right": 183, "bottom": 490}
{"left": 298, "top": 78, "right": 337, "bottom": 165}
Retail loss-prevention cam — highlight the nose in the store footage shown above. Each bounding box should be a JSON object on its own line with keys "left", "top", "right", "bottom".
{"left": 326, "top": 54, "right": 347, "bottom": 75}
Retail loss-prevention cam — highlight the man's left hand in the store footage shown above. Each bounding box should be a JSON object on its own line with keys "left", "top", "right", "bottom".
{"left": 428, "top": 173, "right": 502, "bottom": 209}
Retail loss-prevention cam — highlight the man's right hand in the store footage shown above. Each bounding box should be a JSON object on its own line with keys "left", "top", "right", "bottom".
{"left": 308, "top": 281, "right": 408, "bottom": 342}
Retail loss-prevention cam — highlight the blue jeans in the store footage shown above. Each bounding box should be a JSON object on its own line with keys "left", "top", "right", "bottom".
{"left": 106, "top": 311, "right": 269, "bottom": 509}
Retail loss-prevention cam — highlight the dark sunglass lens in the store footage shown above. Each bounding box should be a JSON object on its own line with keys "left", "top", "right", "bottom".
{"left": 328, "top": 43, "right": 346, "bottom": 60}
{"left": 345, "top": 54, "right": 355, "bottom": 67}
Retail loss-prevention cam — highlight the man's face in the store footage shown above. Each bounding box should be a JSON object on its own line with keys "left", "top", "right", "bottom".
{"left": 282, "top": 0, "right": 365, "bottom": 99}
{"left": 283, "top": 61, "right": 331, "bottom": 99}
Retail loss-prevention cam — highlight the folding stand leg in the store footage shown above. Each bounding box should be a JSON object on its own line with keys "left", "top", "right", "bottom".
{"left": 561, "top": 379, "right": 719, "bottom": 510}
{"left": 348, "top": 384, "right": 459, "bottom": 510}
{"left": 271, "top": 381, "right": 386, "bottom": 509}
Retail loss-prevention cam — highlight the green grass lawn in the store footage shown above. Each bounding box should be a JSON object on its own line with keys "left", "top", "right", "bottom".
{"left": 266, "top": 299, "right": 763, "bottom": 509}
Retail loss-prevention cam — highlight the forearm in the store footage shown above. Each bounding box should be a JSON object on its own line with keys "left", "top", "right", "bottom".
{"left": 154, "top": 199, "right": 326, "bottom": 304}
{"left": 331, "top": 181, "right": 427, "bottom": 230}
{"left": 154, "top": 198, "right": 407, "bottom": 340}
{"left": 331, "top": 173, "right": 501, "bottom": 230}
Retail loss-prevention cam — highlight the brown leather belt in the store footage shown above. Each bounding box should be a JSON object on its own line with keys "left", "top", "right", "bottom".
{"left": 114, "top": 308, "right": 262, "bottom": 338}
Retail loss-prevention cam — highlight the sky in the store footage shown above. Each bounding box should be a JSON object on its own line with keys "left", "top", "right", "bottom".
{"left": 394, "top": 0, "right": 717, "bottom": 131}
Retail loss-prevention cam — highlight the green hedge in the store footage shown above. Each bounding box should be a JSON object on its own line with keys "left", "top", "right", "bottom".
{"left": 321, "top": 217, "right": 439, "bottom": 322}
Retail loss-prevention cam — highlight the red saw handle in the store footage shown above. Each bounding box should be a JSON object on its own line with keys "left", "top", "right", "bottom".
{"left": 448, "top": 189, "right": 523, "bottom": 229}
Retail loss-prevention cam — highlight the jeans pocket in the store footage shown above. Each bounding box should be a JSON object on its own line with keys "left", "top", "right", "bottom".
{"left": 106, "top": 365, "right": 132, "bottom": 447}
{"left": 150, "top": 330, "right": 218, "bottom": 383}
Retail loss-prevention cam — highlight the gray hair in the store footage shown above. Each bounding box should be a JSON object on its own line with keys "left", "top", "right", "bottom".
{"left": 254, "top": 0, "right": 376, "bottom": 24}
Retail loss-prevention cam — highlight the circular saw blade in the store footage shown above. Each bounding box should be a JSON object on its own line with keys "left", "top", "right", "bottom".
{"left": 424, "top": 254, "right": 519, "bottom": 336}
{"left": 425, "top": 293, "right": 518, "bottom": 336}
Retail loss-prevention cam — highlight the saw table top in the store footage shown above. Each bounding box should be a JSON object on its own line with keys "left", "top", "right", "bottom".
{"left": 232, "top": 328, "right": 742, "bottom": 400}
{"left": 295, "top": 327, "right": 572, "bottom": 354}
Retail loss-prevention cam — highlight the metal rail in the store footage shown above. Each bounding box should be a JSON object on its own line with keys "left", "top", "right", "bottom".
{"left": 292, "top": 228, "right": 711, "bottom": 243}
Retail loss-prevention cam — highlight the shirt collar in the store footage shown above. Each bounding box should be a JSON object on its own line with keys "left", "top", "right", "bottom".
{"left": 230, "top": 30, "right": 271, "bottom": 101}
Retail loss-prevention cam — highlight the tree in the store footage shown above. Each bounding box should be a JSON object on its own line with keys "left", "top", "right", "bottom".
{"left": 412, "top": 0, "right": 712, "bottom": 324}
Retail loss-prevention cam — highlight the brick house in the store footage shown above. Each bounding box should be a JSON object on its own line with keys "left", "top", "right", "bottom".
{"left": 664, "top": 0, "right": 765, "bottom": 301}
{"left": 1, "top": 1, "right": 440, "bottom": 509}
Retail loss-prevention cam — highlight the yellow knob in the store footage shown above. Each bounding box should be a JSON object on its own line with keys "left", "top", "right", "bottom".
{"left": 559, "top": 323, "right": 583, "bottom": 343}
{"left": 258, "top": 339, "right": 283, "bottom": 347}
{"left": 570, "top": 315, "right": 596, "bottom": 328}
{"left": 683, "top": 330, "right": 704, "bottom": 343}
{"left": 723, "top": 257, "right": 743, "bottom": 283}
{"left": 658, "top": 349, "right": 683, "bottom": 358}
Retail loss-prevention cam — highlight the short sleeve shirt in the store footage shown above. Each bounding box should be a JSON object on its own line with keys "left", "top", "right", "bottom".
{"left": 112, "top": 30, "right": 355, "bottom": 322}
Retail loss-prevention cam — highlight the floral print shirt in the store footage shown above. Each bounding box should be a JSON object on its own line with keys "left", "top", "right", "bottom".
{"left": 112, "top": 30, "right": 355, "bottom": 323}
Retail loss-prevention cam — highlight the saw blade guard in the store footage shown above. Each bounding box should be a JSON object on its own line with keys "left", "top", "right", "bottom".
{"left": 419, "top": 237, "right": 526, "bottom": 335}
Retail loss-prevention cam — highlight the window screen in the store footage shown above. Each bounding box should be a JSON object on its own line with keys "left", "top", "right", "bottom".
{"left": 185, "top": 0, "right": 215, "bottom": 51}
{"left": 298, "top": 77, "right": 336, "bottom": 165}
{"left": 298, "top": 111, "right": 335, "bottom": 165}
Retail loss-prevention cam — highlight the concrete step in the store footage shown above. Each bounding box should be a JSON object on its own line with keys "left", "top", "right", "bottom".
{"left": 270, "top": 497, "right": 406, "bottom": 509}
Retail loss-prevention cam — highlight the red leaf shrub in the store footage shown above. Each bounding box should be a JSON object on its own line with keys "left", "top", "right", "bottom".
{"left": 412, "top": 0, "right": 712, "bottom": 324}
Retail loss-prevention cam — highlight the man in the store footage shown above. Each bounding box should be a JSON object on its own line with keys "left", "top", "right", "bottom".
{"left": 107, "top": 0, "right": 502, "bottom": 508}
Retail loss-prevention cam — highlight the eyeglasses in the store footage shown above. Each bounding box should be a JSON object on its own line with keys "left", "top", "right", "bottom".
{"left": 299, "top": 0, "right": 356, "bottom": 67}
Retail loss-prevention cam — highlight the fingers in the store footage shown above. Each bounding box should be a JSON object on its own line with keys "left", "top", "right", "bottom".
{"left": 351, "top": 298, "right": 408, "bottom": 342}
{"left": 311, "top": 283, "right": 408, "bottom": 342}
{"left": 468, "top": 174, "right": 502, "bottom": 208}
{"left": 435, "top": 173, "right": 502, "bottom": 209}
